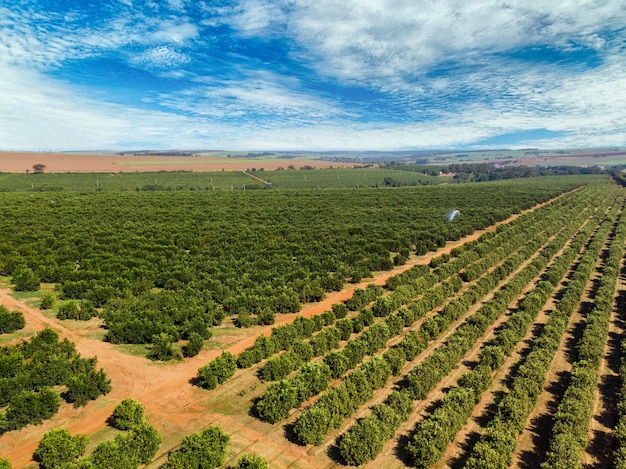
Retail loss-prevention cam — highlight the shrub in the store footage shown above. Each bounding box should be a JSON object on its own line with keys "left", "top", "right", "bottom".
{"left": 40, "top": 294, "right": 55, "bottom": 310}
{"left": 12, "top": 266, "right": 39, "bottom": 291}
{"left": 111, "top": 398, "right": 146, "bottom": 430}
{"left": 148, "top": 333, "right": 182, "bottom": 361}
{"left": 197, "top": 352, "right": 237, "bottom": 390}
{"left": 183, "top": 332, "right": 204, "bottom": 358}
{"left": 233, "top": 453, "right": 270, "bottom": 469}
{"left": 0, "top": 307, "right": 25, "bottom": 334}
{"left": 160, "top": 426, "right": 229, "bottom": 469}
{"left": 34, "top": 428, "right": 87, "bottom": 469}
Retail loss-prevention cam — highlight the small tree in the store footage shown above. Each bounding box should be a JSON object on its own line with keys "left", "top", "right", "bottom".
{"left": 33, "top": 164, "right": 46, "bottom": 174}
{"left": 34, "top": 428, "right": 87, "bottom": 469}
{"left": 148, "top": 333, "right": 182, "bottom": 361}
{"left": 111, "top": 398, "right": 145, "bottom": 430}
{"left": 0, "top": 307, "right": 25, "bottom": 334}
{"left": 196, "top": 352, "right": 236, "bottom": 390}
{"left": 40, "top": 294, "right": 55, "bottom": 310}
{"left": 182, "top": 332, "right": 203, "bottom": 358}
{"left": 233, "top": 453, "right": 269, "bottom": 469}
{"left": 160, "top": 425, "right": 229, "bottom": 469}
{"left": 12, "top": 267, "right": 40, "bottom": 291}
{"left": 63, "top": 369, "right": 112, "bottom": 408}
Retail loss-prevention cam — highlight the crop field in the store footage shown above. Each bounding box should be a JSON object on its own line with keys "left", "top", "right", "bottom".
{"left": 0, "top": 152, "right": 349, "bottom": 174}
{"left": 0, "top": 170, "right": 625, "bottom": 468}
{"left": 0, "top": 167, "right": 441, "bottom": 192}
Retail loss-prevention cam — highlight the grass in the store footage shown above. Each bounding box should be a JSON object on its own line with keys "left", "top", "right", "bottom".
{"left": 0, "top": 329, "right": 35, "bottom": 345}
{"left": 112, "top": 343, "right": 152, "bottom": 358}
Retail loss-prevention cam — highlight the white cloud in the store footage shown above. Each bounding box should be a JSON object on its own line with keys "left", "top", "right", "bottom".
{"left": 149, "top": 22, "right": 199, "bottom": 44}
{"left": 226, "top": 0, "right": 287, "bottom": 36}
{"left": 0, "top": 6, "right": 198, "bottom": 72}
{"left": 131, "top": 45, "right": 191, "bottom": 68}
{"left": 235, "top": 0, "right": 626, "bottom": 86}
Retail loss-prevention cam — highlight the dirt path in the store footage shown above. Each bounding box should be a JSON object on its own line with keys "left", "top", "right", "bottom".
{"left": 0, "top": 200, "right": 555, "bottom": 468}
{"left": 242, "top": 170, "right": 272, "bottom": 186}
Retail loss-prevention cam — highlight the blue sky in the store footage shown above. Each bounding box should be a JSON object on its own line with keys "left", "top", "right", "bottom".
{"left": 1, "top": 0, "right": 625, "bottom": 151}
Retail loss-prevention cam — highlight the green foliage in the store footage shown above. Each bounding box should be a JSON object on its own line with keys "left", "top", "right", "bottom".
{"left": 38, "top": 400, "right": 161, "bottom": 469}
{"left": 0, "top": 177, "right": 585, "bottom": 352}
{"left": 0, "top": 458, "right": 10, "bottom": 469}
{"left": 12, "top": 266, "right": 40, "bottom": 291}
{"left": 463, "top": 193, "right": 620, "bottom": 469}
{"left": 256, "top": 362, "right": 331, "bottom": 423}
{"left": 339, "top": 416, "right": 386, "bottom": 466}
{"left": 0, "top": 306, "right": 25, "bottom": 334}
{"left": 111, "top": 398, "right": 146, "bottom": 430}
{"left": 182, "top": 332, "right": 204, "bottom": 358}
{"left": 331, "top": 303, "right": 348, "bottom": 319}
{"left": 57, "top": 300, "right": 95, "bottom": 321}
{"left": 87, "top": 425, "right": 162, "bottom": 469}
{"left": 34, "top": 428, "right": 87, "bottom": 469}
{"left": 232, "top": 453, "right": 270, "bottom": 469}
{"left": 160, "top": 426, "right": 229, "bottom": 469}
{"left": 64, "top": 369, "right": 112, "bottom": 408}
{"left": 0, "top": 328, "right": 110, "bottom": 433}
{"left": 196, "top": 352, "right": 237, "bottom": 390}
{"left": 4, "top": 388, "right": 60, "bottom": 431}
{"left": 148, "top": 333, "right": 182, "bottom": 361}
{"left": 40, "top": 294, "right": 55, "bottom": 310}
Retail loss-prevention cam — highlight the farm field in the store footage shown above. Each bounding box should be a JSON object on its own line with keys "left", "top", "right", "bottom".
{"left": 0, "top": 167, "right": 442, "bottom": 192}
{"left": 0, "top": 152, "right": 349, "bottom": 174}
{"left": 0, "top": 170, "right": 625, "bottom": 468}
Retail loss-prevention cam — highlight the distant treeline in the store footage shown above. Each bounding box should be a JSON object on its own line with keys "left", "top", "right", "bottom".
{"left": 389, "top": 162, "right": 606, "bottom": 182}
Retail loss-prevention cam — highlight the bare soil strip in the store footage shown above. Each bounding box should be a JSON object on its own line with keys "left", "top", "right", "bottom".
{"left": 242, "top": 170, "right": 272, "bottom": 186}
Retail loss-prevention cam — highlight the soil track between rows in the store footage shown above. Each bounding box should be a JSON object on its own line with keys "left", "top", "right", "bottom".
{"left": 0, "top": 200, "right": 552, "bottom": 468}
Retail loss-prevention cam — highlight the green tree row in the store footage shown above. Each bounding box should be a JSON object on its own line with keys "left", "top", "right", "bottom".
{"left": 542, "top": 201, "right": 626, "bottom": 469}
{"left": 331, "top": 190, "right": 607, "bottom": 464}
{"left": 462, "top": 191, "right": 621, "bottom": 469}
{"left": 294, "top": 224, "right": 555, "bottom": 446}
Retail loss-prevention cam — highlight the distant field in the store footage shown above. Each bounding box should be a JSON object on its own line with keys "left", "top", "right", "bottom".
{"left": 0, "top": 167, "right": 442, "bottom": 192}
{"left": 0, "top": 152, "right": 347, "bottom": 173}
{"left": 429, "top": 148, "right": 626, "bottom": 166}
